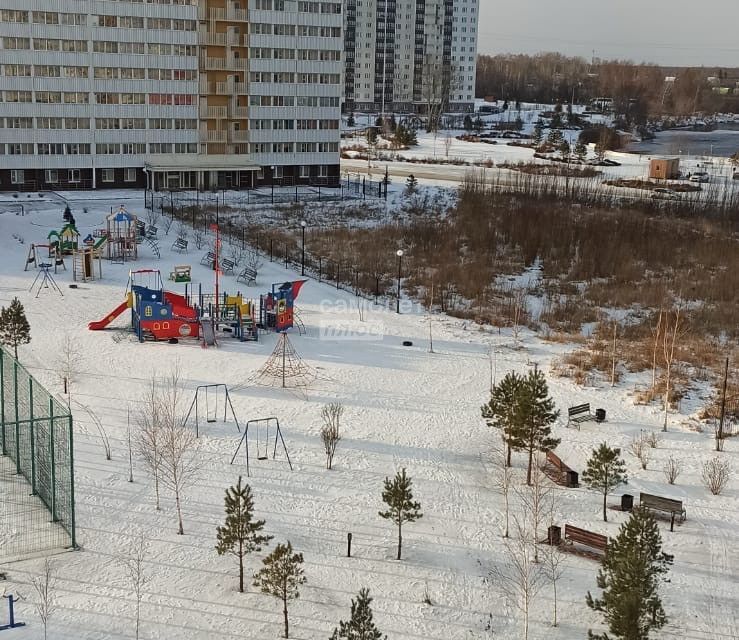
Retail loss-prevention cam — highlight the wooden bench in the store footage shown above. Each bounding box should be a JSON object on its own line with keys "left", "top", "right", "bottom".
{"left": 220, "top": 258, "right": 235, "bottom": 275}
{"left": 200, "top": 251, "right": 216, "bottom": 267}
{"left": 640, "top": 492, "right": 686, "bottom": 523}
{"left": 567, "top": 403, "right": 594, "bottom": 429}
{"left": 545, "top": 449, "right": 579, "bottom": 487}
{"left": 564, "top": 524, "right": 608, "bottom": 555}
{"left": 237, "top": 266, "right": 258, "bottom": 285}
{"left": 172, "top": 238, "right": 188, "bottom": 253}
{"left": 169, "top": 265, "right": 191, "bottom": 283}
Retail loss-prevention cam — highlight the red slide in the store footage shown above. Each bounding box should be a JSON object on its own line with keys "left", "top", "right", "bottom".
{"left": 89, "top": 300, "right": 129, "bottom": 330}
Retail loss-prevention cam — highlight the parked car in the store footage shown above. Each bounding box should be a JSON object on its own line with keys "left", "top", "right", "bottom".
{"left": 651, "top": 188, "right": 681, "bottom": 200}
{"left": 689, "top": 171, "right": 710, "bottom": 183}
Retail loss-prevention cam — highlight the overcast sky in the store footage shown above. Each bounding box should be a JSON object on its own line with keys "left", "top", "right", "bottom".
{"left": 477, "top": 0, "right": 739, "bottom": 67}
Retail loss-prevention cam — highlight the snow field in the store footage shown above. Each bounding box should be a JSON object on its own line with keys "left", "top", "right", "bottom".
{"left": 0, "top": 193, "right": 736, "bottom": 639}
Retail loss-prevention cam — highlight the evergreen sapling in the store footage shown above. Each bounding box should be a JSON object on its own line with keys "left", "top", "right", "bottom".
{"left": 582, "top": 443, "right": 628, "bottom": 522}
{"left": 0, "top": 297, "right": 31, "bottom": 360}
{"left": 379, "top": 468, "right": 423, "bottom": 560}
{"left": 330, "top": 588, "right": 387, "bottom": 640}
{"left": 215, "top": 476, "right": 273, "bottom": 592}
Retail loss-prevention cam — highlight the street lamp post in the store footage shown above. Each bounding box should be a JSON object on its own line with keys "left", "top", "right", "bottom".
{"left": 300, "top": 220, "right": 307, "bottom": 276}
{"left": 270, "top": 165, "right": 276, "bottom": 204}
{"left": 395, "top": 249, "right": 403, "bottom": 314}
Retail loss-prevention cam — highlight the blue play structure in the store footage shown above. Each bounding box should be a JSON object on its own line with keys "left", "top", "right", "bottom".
{"left": 260, "top": 280, "right": 307, "bottom": 332}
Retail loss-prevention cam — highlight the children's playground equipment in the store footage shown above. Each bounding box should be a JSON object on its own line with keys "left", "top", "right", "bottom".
{"left": 24, "top": 243, "right": 66, "bottom": 273}
{"left": 253, "top": 332, "right": 316, "bottom": 388}
{"left": 183, "top": 384, "right": 241, "bottom": 437}
{"left": 260, "top": 281, "right": 307, "bottom": 332}
{"left": 230, "top": 416, "right": 292, "bottom": 477}
{"left": 72, "top": 234, "right": 108, "bottom": 282}
{"left": 105, "top": 206, "right": 139, "bottom": 262}
{"left": 169, "top": 265, "right": 192, "bottom": 283}
{"left": 29, "top": 262, "right": 63, "bottom": 298}
{"left": 0, "top": 593, "right": 25, "bottom": 631}
{"left": 48, "top": 223, "right": 79, "bottom": 255}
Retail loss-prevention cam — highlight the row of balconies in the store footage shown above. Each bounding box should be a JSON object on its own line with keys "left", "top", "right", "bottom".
{"left": 199, "top": 79, "right": 248, "bottom": 95}
{"left": 199, "top": 128, "right": 249, "bottom": 143}
{"left": 197, "top": 6, "right": 249, "bottom": 22}
{"left": 199, "top": 55, "right": 248, "bottom": 71}
{"left": 202, "top": 105, "right": 249, "bottom": 119}
{"left": 198, "top": 29, "right": 245, "bottom": 46}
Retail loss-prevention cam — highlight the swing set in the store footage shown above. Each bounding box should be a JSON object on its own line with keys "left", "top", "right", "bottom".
{"left": 183, "top": 384, "right": 241, "bottom": 437}
{"left": 231, "top": 417, "right": 292, "bottom": 477}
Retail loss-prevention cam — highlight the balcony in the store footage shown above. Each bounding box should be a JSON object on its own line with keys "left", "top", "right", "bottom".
{"left": 230, "top": 106, "right": 249, "bottom": 119}
{"left": 200, "top": 56, "right": 248, "bottom": 71}
{"left": 199, "top": 129, "right": 228, "bottom": 143}
{"left": 198, "top": 28, "right": 242, "bottom": 46}
{"left": 204, "top": 106, "right": 228, "bottom": 119}
{"left": 229, "top": 130, "right": 249, "bottom": 142}
{"left": 200, "top": 5, "right": 248, "bottom": 21}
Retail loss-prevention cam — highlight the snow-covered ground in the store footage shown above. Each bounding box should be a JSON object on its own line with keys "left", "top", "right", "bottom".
{"left": 0, "top": 195, "right": 736, "bottom": 639}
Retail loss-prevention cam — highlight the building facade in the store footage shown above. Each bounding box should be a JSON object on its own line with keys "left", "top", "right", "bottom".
{"left": 343, "top": 0, "right": 478, "bottom": 114}
{"left": 0, "top": 0, "right": 341, "bottom": 191}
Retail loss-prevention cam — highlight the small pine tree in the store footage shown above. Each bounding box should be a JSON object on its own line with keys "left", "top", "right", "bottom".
{"left": 347, "top": 112, "right": 356, "bottom": 128}
{"left": 0, "top": 297, "right": 31, "bottom": 360}
{"left": 558, "top": 140, "right": 571, "bottom": 159}
{"left": 509, "top": 368, "right": 560, "bottom": 485}
{"left": 532, "top": 119, "right": 545, "bottom": 146}
{"left": 253, "top": 542, "right": 306, "bottom": 639}
{"left": 463, "top": 114, "right": 473, "bottom": 131}
{"left": 330, "top": 588, "right": 387, "bottom": 640}
{"left": 582, "top": 444, "right": 628, "bottom": 522}
{"left": 514, "top": 115, "right": 523, "bottom": 131}
{"left": 550, "top": 112, "right": 563, "bottom": 129}
{"left": 405, "top": 174, "right": 418, "bottom": 196}
{"left": 481, "top": 371, "right": 524, "bottom": 467}
{"left": 587, "top": 507, "right": 671, "bottom": 640}
{"left": 215, "top": 476, "right": 273, "bottom": 592}
{"left": 554, "top": 102, "right": 563, "bottom": 114}
{"left": 474, "top": 116, "right": 484, "bottom": 133}
{"left": 366, "top": 127, "right": 378, "bottom": 145}
{"left": 379, "top": 468, "right": 422, "bottom": 560}
{"left": 574, "top": 139, "right": 588, "bottom": 162}
{"left": 566, "top": 102, "right": 574, "bottom": 123}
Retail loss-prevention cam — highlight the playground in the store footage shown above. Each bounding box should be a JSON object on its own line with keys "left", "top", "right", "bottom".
{"left": 0, "top": 191, "right": 735, "bottom": 640}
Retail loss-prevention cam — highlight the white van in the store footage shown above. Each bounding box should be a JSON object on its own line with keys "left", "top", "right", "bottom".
{"left": 690, "top": 171, "right": 709, "bottom": 183}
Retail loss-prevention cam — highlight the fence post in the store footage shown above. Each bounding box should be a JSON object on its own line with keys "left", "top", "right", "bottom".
{"left": 269, "top": 238, "right": 273, "bottom": 261}
{"left": 13, "top": 361, "right": 20, "bottom": 474}
{"left": 0, "top": 349, "right": 5, "bottom": 456}
{"left": 318, "top": 257, "right": 322, "bottom": 283}
{"left": 29, "top": 378, "right": 36, "bottom": 495}
{"left": 68, "top": 413, "right": 76, "bottom": 548}
{"left": 49, "top": 398, "right": 57, "bottom": 522}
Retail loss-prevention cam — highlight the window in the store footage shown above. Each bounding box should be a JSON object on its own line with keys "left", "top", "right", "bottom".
{"left": 93, "top": 41, "right": 118, "bottom": 53}
{"left": 96, "top": 143, "right": 120, "bottom": 154}
{"left": 120, "top": 42, "right": 144, "bottom": 54}
{"left": 4, "top": 65, "right": 31, "bottom": 77}
{"left": 33, "top": 11, "right": 58, "bottom": 24}
{"left": 174, "top": 119, "right": 197, "bottom": 129}
{"left": 4, "top": 37, "right": 30, "bottom": 49}
{"left": 36, "top": 92, "right": 62, "bottom": 104}
{"left": 318, "top": 165, "right": 328, "bottom": 177}
{"left": 60, "top": 13, "right": 86, "bottom": 25}
{"left": 33, "top": 38, "right": 59, "bottom": 51}
{"left": 300, "top": 165, "right": 310, "bottom": 178}
{"left": 64, "top": 92, "right": 89, "bottom": 104}
{"left": 121, "top": 143, "right": 146, "bottom": 154}
{"left": 63, "top": 66, "right": 88, "bottom": 78}
{"left": 148, "top": 17, "right": 171, "bottom": 29}
{"left": 149, "top": 143, "right": 172, "bottom": 153}
{"left": 174, "top": 143, "right": 197, "bottom": 153}
{"left": 38, "top": 143, "right": 65, "bottom": 155}
{"left": 125, "top": 168, "right": 137, "bottom": 182}
{"left": 149, "top": 119, "right": 172, "bottom": 129}
{"left": 10, "top": 170, "right": 24, "bottom": 184}
{"left": 66, "top": 143, "right": 90, "bottom": 155}
{"left": 95, "top": 15, "right": 118, "bottom": 27}
{"left": 119, "top": 16, "right": 144, "bottom": 28}
{"left": 257, "top": 168, "right": 265, "bottom": 179}
{"left": 173, "top": 94, "right": 194, "bottom": 105}
{"left": 62, "top": 40, "right": 87, "bottom": 52}
{"left": 96, "top": 118, "right": 120, "bottom": 130}
{"left": 120, "top": 68, "right": 145, "bottom": 80}
{"left": 95, "top": 67, "right": 119, "bottom": 79}
{"left": 121, "top": 118, "right": 146, "bottom": 130}
{"left": 102, "top": 169, "right": 115, "bottom": 183}
{"left": 96, "top": 93, "right": 119, "bottom": 104}
{"left": 273, "top": 166, "right": 283, "bottom": 178}
{"left": 8, "top": 118, "right": 33, "bottom": 128}
{"left": 45, "top": 170, "right": 58, "bottom": 184}
{"left": 8, "top": 144, "right": 34, "bottom": 155}
{"left": 1, "top": 10, "right": 28, "bottom": 22}
{"left": 68, "top": 170, "right": 81, "bottom": 183}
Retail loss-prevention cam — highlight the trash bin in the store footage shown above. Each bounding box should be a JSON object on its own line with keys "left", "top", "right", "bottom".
{"left": 566, "top": 470, "right": 579, "bottom": 488}
{"left": 595, "top": 408, "right": 606, "bottom": 422}
{"left": 547, "top": 525, "right": 561, "bottom": 545}
{"left": 621, "top": 494, "right": 634, "bottom": 511}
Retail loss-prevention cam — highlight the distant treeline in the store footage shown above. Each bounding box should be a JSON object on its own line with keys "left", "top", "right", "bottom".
{"left": 476, "top": 52, "right": 738, "bottom": 118}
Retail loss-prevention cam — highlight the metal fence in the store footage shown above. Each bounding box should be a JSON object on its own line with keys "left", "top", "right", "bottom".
{"left": 0, "top": 347, "right": 76, "bottom": 562}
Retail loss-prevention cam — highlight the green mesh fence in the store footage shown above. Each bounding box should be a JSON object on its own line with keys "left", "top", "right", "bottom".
{"left": 0, "top": 346, "right": 76, "bottom": 561}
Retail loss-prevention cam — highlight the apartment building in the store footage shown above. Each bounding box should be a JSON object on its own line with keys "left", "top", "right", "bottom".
{"left": 343, "top": 0, "right": 478, "bottom": 114}
{"left": 0, "top": 0, "right": 342, "bottom": 191}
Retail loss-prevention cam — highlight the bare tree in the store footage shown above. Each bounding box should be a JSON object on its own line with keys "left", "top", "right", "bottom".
{"left": 662, "top": 306, "right": 685, "bottom": 432}
{"left": 123, "top": 532, "right": 149, "bottom": 640}
{"left": 443, "top": 134, "right": 453, "bottom": 158}
{"left": 651, "top": 309, "right": 663, "bottom": 391}
{"left": 56, "top": 332, "right": 81, "bottom": 401}
{"left": 511, "top": 287, "right": 528, "bottom": 346}
{"left": 629, "top": 434, "right": 650, "bottom": 470}
{"left": 193, "top": 228, "right": 205, "bottom": 250}
{"left": 643, "top": 431, "right": 661, "bottom": 448}
{"left": 487, "top": 516, "right": 546, "bottom": 640}
{"left": 701, "top": 457, "right": 730, "bottom": 495}
{"left": 420, "top": 60, "right": 461, "bottom": 133}
{"left": 515, "top": 457, "right": 551, "bottom": 562}
{"left": 493, "top": 436, "right": 513, "bottom": 538}
{"left": 543, "top": 492, "right": 565, "bottom": 627}
{"left": 320, "top": 403, "right": 343, "bottom": 470}
{"left": 136, "top": 377, "right": 164, "bottom": 510}
{"left": 662, "top": 456, "right": 682, "bottom": 485}
{"left": 31, "top": 558, "right": 57, "bottom": 640}
{"left": 157, "top": 369, "right": 200, "bottom": 534}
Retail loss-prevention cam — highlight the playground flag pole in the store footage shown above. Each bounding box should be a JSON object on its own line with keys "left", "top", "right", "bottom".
{"left": 211, "top": 223, "right": 221, "bottom": 329}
